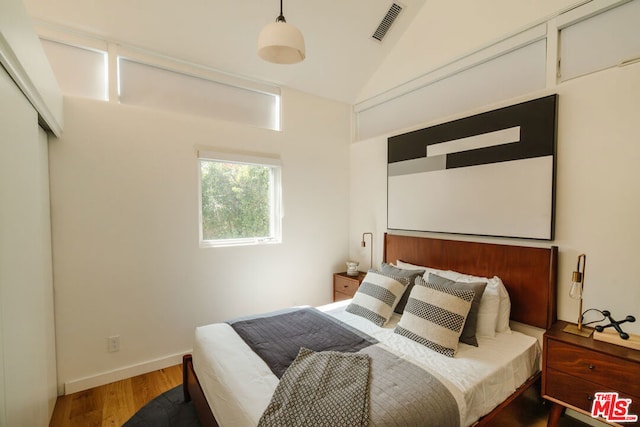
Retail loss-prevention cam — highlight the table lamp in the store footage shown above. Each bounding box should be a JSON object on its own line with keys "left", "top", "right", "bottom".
{"left": 563, "top": 253, "right": 592, "bottom": 337}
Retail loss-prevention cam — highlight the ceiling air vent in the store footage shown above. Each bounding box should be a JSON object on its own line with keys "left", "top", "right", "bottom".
{"left": 371, "top": 2, "right": 403, "bottom": 42}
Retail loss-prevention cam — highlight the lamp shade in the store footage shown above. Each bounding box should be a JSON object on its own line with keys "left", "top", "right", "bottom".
{"left": 257, "top": 21, "right": 305, "bottom": 64}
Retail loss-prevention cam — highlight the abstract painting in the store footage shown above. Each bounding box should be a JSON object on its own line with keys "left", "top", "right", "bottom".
{"left": 387, "top": 95, "right": 557, "bottom": 240}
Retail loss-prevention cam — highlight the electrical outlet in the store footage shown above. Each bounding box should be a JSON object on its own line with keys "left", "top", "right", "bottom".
{"left": 108, "top": 335, "right": 120, "bottom": 352}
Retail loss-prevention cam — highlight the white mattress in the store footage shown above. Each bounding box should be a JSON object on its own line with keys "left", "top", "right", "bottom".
{"left": 192, "top": 300, "right": 540, "bottom": 427}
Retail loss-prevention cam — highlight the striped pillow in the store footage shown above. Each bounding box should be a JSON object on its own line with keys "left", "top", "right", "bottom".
{"left": 427, "top": 273, "right": 486, "bottom": 347}
{"left": 346, "top": 270, "right": 410, "bottom": 326}
{"left": 394, "top": 276, "right": 475, "bottom": 357}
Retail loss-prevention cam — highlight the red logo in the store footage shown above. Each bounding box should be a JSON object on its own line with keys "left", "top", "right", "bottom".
{"left": 591, "top": 392, "right": 638, "bottom": 423}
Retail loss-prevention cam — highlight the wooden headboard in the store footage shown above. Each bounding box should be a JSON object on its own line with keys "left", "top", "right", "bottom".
{"left": 383, "top": 234, "right": 558, "bottom": 330}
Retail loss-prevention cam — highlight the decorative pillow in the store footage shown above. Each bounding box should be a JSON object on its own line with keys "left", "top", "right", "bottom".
{"left": 428, "top": 273, "right": 486, "bottom": 347}
{"left": 438, "top": 270, "right": 511, "bottom": 333}
{"left": 395, "top": 260, "right": 444, "bottom": 278}
{"left": 394, "top": 276, "right": 474, "bottom": 357}
{"left": 346, "top": 270, "right": 410, "bottom": 326}
{"left": 496, "top": 281, "right": 511, "bottom": 332}
{"left": 379, "top": 262, "right": 425, "bottom": 314}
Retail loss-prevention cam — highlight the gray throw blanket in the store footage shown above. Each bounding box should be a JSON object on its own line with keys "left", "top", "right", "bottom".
{"left": 258, "top": 347, "right": 371, "bottom": 427}
{"left": 233, "top": 308, "right": 460, "bottom": 426}
{"left": 229, "top": 307, "right": 377, "bottom": 378}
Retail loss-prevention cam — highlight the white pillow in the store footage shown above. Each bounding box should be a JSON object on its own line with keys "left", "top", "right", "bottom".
{"left": 495, "top": 279, "right": 511, "bottom": 332}
{"left": 437, "top": 270, "right": 511, "bottom": 333}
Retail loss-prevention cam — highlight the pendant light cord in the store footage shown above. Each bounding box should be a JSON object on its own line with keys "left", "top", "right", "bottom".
{"left": 276, "top": 0, "right": 286, "bottom": 22}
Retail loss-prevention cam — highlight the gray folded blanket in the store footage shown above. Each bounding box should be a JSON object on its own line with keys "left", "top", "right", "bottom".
{"left": 258, "top": 347, "right": 371, "bottom": 427}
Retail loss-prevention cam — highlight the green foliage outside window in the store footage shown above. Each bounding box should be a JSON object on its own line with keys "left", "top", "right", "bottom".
{"left": 200, "top": 160, "right": 272, "bottom": 241}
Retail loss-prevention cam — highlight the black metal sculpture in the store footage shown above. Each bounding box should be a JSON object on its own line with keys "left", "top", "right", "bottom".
{"left": 595, "top": 310, "right": 636, "bottom": 340}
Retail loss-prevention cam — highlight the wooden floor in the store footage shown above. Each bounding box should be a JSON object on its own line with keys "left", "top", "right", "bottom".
{"left": 49, "top": 364, "right": 591, "bottom": 427}
{"left": 49, "top": 364, "right": 182, "bottom": 427}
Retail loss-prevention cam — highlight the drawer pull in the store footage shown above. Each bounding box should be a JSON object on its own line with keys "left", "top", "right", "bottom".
{"left": 588, "top": 364, "right": 595, "bottom": 370}
{"left": 587, "top": 395, "right": 593, "bottom": 401}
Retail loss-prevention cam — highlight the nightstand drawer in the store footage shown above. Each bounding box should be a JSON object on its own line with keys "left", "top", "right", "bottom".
{"left": 547, "top": 340, "right": 640, "bottom": 396}
{"left": 334, "top": 275, "right": 360, "bottom": 297}
{"left": 546, "top": 368, "right": 640, "bottom": 416}
{"left": 334, "top": 291, "right": 354, "bottom": 302}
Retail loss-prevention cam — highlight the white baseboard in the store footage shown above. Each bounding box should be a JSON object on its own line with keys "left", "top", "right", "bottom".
{"left": 63, "top": 350, "right": 191, "bottom": 395}
{"left": 566, "top": 409, "right": 608, "bottom": 426}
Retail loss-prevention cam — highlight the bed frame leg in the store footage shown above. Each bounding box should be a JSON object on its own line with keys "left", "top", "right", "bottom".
{"left": 182, "top": 354, "right": 192, "bottom": 402}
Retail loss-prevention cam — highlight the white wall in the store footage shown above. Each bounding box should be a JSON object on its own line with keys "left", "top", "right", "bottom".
{"left": 350, "top": 2, "right": 640, "bottom": 338}
{"left": 553, "top": 64, "right": 640, "bottom": 334}
{"left": 49, "top": 88, "right": 352, "bottom": 392}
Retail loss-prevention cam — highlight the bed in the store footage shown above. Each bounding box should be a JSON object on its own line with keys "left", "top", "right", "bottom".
{"left": 183, "top": 234, "right": 558, "bottom": 426}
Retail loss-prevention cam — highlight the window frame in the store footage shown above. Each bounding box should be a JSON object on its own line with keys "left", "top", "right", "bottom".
{"left": 197, "top": 150, "right": 282, "bottom": 248}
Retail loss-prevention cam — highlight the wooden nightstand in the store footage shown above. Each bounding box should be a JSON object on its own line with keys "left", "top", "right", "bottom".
{"left": 333, "top": 271, "right": 366, "bottom": 301}
{"left": 542, "top": 320, "right": 640, "bottom": 426}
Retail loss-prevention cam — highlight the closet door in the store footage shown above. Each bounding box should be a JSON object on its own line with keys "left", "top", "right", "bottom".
{"left": 0, "top": 64, "right": 57, "bottom": 426}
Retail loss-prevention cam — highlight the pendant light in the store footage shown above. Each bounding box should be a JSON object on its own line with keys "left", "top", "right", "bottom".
{"left": 257, "top": 0, "right": 305, "bottom": 64}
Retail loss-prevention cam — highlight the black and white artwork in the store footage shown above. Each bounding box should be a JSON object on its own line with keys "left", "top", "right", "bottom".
{"left": 387, "top": 95, "right": 557, "bottom": 240}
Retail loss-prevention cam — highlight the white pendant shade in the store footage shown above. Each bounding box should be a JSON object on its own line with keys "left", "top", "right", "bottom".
{"left": 257, "top": 21, "right": 306, "bottom": 64}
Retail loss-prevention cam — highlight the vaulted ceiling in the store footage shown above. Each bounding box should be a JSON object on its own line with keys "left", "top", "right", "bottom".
{"left": 23, "top": 0, "right": 426, "bottom": 104}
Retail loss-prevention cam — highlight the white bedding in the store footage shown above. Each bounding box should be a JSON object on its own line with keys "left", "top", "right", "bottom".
{"left": 192, "top": 300, "right": 541, "bottom": 427}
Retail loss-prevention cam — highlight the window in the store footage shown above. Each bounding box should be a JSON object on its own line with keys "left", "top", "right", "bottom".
{"left": 355, "top": 38, "right": 546, "bottom": 141}
{"left": 198, "top": 151, "right": 282, "bottom": 247}
{"left": 40, "top": 39, "right": 108, "bottom": 101}
{"left": 559, "top": 0, "right": 640, "bottom": 82}
{"left": 119, "top": 58, "right": 281, "bottom": 130}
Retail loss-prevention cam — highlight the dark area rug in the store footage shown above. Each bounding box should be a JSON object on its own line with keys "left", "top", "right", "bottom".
{"left": 122, "top": 384, "right": 201, "bottom": 427}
